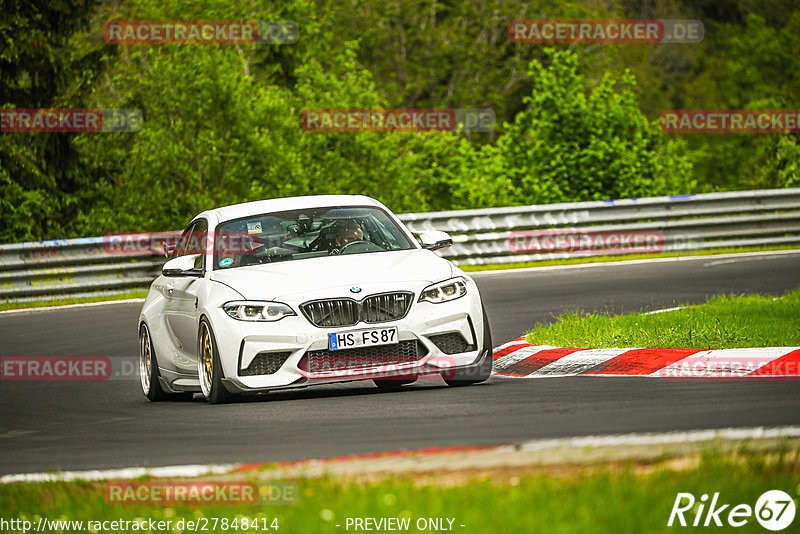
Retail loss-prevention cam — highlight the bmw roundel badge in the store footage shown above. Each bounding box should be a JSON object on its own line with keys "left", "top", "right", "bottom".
{"left": 350, "top": 287, "right": 362, "bottom": 294}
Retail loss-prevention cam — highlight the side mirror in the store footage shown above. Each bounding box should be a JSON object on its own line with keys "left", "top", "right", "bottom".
{"left": 162, "top": 254, "right": 203, "bottom": 277}
{"left": 159, "top": 240, "right": 175, "bottom": 258}
{"left": 417, "top": 231, "right": 452, "bottom": 251}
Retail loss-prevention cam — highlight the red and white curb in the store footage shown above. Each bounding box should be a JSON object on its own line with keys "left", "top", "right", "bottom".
{"left": 492, "top": 338, "right": 800, "bottom": 378}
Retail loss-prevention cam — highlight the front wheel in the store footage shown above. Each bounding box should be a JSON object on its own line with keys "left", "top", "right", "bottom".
{"left": 198, "top": 319, "right": 237, "bottom": 404}
{"left": 444, "top": 306, "right": 493, "bottom": 387}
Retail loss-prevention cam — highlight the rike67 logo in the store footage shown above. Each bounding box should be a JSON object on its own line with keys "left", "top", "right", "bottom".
{"left": 668, "top": 490, "right": 796, "bottom": 530}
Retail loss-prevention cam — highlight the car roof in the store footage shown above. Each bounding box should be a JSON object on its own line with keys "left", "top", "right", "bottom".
{"left": 198, "top": 195, "right": 383, "bottom": 224}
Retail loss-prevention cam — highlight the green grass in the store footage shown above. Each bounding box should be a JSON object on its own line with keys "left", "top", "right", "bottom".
{"left": 525, "top": 288, "right": 800, "bottom": 349}
{"left": 0, "top": 289, "right": 148, "bottom": 312}
{"left": 460, "top": 245, "right": 800, "bottom": 272}
{"left": 1, "top": 445, "right": 797, "bottom": 533}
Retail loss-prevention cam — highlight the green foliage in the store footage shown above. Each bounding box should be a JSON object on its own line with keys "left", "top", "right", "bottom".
{"left": 324, "top": 0, "right": 607, "bottom": 125}
{"left": 1, "top": 0, "right": 798, "bottom": 241}
{"left": 0, "top": 0, "right": 108, "bottom": 242}
{"left": 775, "top": 136, "right": 800, "bottom": 187}
{"left": 494, "top": 49, "right": 694, "bottom": 203}
{"left": 670, "top": 9, "right": 800, "bottom": 192}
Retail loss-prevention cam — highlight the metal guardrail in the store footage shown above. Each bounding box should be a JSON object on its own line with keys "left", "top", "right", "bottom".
{"left": 1, "top": 188, "right": 799, "bottom": 301}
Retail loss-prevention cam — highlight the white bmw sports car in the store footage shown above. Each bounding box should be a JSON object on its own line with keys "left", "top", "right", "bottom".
{"left": 138, "top": 195, "right": 492, "bottom": 403}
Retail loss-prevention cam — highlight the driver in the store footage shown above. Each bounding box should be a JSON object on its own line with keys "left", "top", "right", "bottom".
{"left": 330, "top": 219, "right": 364, "bottom": 249}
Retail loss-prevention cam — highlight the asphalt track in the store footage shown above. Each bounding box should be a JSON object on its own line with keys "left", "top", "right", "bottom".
{"left": 1, "top": 252, "right": 799, "bottom": 475}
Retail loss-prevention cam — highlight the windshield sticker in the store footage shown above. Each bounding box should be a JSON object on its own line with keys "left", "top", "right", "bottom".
{"left": 247, "top": 221, "right": 262, "bottom": 234}
{"left": 219, "top": 257, "right": 234, "bottom": 267}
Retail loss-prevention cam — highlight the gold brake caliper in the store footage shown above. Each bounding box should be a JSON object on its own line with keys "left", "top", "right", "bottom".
{"left": 203, "top": 327, "right": 213, "bottom": 381}
{"left": 143, "top": 335, "right": 151, "bottom": 376}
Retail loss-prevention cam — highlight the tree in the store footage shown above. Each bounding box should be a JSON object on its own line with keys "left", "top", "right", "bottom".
{"left": 74, "top": 1, "right": 474, "bottom": 233}
{"left": 494, "top": 48, "right": 694, "bottom": 204}
{"left": 0, "top": 0, "right": 108, "bottom": 241}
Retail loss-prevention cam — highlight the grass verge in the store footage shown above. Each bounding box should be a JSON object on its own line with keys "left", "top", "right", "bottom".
{"left": 460, "top": 245, "right": 800, "bottom": 272}
{"left": 525, "top": 288, "right": 800, "bottom": 349}
{"left": 1, "top": 443, "right": 797, "bottom": 533}
{"left": 0, "top": 289, "right": 148, "bottom": 312}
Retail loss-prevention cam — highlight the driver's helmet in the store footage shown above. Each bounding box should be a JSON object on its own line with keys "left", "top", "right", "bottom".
{"left": 329, "top": 219, "right": 364, "bottom": 249}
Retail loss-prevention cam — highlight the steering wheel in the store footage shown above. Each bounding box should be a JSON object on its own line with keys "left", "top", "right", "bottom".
{"left": 339, "top": 240, "right": 371, "bottom": 253}
{"left": 329, "top": 240, "right": 371, "bottom": 255}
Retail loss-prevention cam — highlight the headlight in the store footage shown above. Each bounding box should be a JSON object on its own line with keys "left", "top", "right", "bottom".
{"left": 418, "top": 277, "right": 468, "bottom": 304}
{"left": 222, "top": 301, "right": 296, "bottom": 321}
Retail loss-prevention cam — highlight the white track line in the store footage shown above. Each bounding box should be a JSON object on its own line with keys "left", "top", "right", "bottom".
{"left": 642, "top": 305, "right": 688, "bottom": 315}
{"left": 0, "top": 463, "right": 236, "bottom": 484}
{"left": 0, "top": 298, "right": 145, "bottom": 315}
{"left": 4, "top": 426, "right": 799, "bottom": 484}
{"left": 518, "top": 425, "right": 800, "bottom": 451}
{"left": 469, "top": 249, "right": 800, "bottom": 277}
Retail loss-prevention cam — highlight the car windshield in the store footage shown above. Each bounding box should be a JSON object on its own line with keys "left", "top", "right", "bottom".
{"left": 213, "top": 206, "right": 415, "bottom": 269}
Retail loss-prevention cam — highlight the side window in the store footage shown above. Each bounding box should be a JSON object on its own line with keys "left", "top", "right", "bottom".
{"left": 185, "top": 219, "right": 208, "bottom": 256}
{"left": 172, "top": 223, "right": 196, "bottom": 259}
{"left": 171, "top": 219, "right": 208, "bottom": 270}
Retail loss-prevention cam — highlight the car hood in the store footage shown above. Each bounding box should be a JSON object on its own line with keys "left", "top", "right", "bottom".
{"left": 209, "top": 249, "right": 454, "bottom": 301}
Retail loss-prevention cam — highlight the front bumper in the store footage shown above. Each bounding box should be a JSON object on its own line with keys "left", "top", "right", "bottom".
{"left": 210, "top": 287, "right": 485, "bottom": 393}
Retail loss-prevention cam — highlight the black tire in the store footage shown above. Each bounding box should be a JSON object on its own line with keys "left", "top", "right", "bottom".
{"left": 139, "top": 324, "right": 194, "bottom": 402}
{"left": 198, "top": 318, "right": 237, "bottom": 404}
{"left": 374, "top": 375, "right": 417, "bottom": 390}
{"left": 444, "top": 305, "right": 493, "bottom": 387}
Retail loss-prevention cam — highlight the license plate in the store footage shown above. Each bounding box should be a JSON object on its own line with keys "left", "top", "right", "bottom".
{"left": 328, "top": 327, "right": 398, "bottom": 351}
